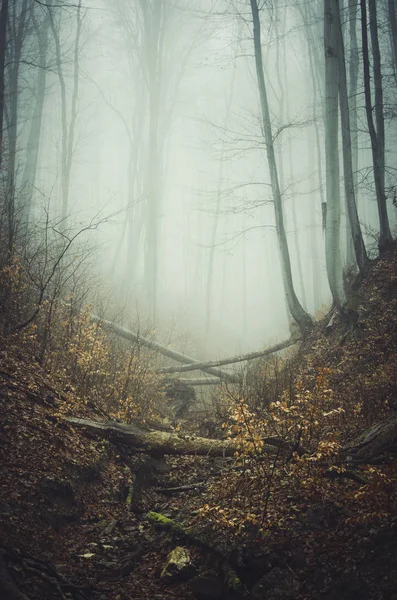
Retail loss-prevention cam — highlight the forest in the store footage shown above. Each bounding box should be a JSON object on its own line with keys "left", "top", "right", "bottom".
{"left": 1, "top": 0, "right": 397, "bottom": 599}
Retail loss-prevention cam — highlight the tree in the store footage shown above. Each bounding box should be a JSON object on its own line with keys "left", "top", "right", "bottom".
{"left": 249, "top": 0, "right": 312, "bottom": 332}
{"left": 48, "top": 0, "right": 83, "bottom": 223}
{"left": 335, "top": 0, "right": 369, "bottom": 275}
{"left": 346, "top": 0, "right": 360, "bottom": 266}
{"left": 361, "top": 0, "right": 393, "bottom": 252}
{"left": 388, "top": 0, "right": 397, "bottom": 82}
{"left": 5, "top": 0, "right": 30, "bottom": 255}
{"left": 20, "top": 13, "right": 50, "bottom": 224}
{"left": 0, "top": 0, "right": 9, "bottom": 169}
{"left": 324, "top": 0, "right": 346, "bottom": 306}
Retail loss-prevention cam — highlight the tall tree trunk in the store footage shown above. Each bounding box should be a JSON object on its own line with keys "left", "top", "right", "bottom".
{"left": 140, "top": 0, "right": 164, "bottom": 323}
{"left": 361, "top": 0, "right": 392, "bottom": 253}
{"left": 388, "top": 0, "right": 397, "bottom": 84}
{"left": 249, "top": 0, "right": 312, "bottom": 332}
{"left": 6, "top": 0, "right": 29, "bottom": 256}
{"left": 324, "top": 0, "right": 346, "bottom": 306}
{"left": 205, "top": 66, "right": 236, "bottom": 334}
{"left": 49, "top": 0, "right": 83, "bottom": 224}
{"left": 347, "top": 0, "right": 360, "bottom": 266}
{"left": 63, "top": 0, "right": 82, "bottom": 222}
{"left": 0, "top": 0, "right": 9, "bottom": 169}
{"left": 275, "top": 8, "right": 308, "bottom": 312}
{"left": 20, "top": 15, "right": 49, "bottom": 224}
{"left": 335, "top": 1, "right": 369, "bottom": 275}
{"left": 300, "top": 4, "right": 325, "bottom": 310}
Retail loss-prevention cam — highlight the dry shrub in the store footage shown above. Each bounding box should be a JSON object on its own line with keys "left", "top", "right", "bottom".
{"left": 197, "top": 367, "right": 397, "bottom": 537}
{"left": 42, "top": 302, "right": 166, "bottom": 425}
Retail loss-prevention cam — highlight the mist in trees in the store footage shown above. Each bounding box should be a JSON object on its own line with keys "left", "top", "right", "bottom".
{"left": 1, "top": 0, "right": 396, "bottom": 358}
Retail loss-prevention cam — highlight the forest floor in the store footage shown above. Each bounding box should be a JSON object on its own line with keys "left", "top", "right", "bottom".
{"left": 1, "top": 244, "right": 397, "bottom": 600}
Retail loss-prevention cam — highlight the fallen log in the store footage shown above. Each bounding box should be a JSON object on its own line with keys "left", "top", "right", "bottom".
{"left": 65, "top": 417, "right": 281, "bottom": 458}
{"left": 92, "top": 316, "right": 238, "bottom": 383}
{"left": 158, "top": 337, "right": 300, "bottom": 374}
{"left": 177, "top": 377, "right": 224, "bottom": 386}
{"left": 340, "top": 412, "right": 397, "bottom": 463}
{"left": 154, "top": 483, "right": 206, "bottom": 494}
{"left": 66, "top": 417, "right": 238, "bottom": 457}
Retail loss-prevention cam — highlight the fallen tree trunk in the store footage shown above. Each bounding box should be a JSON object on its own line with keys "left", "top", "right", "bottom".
{"left": 340, "top": 412, "right": 397, "bottom": 463}
{"left": 66, "top": 417, "right": 280, "bottom": 458}
{"left": 92, "top": 316, "right": 238, "bottom": 383}
{"left": 158, "top": 337, "right": 300, "bottom": 374}
{"left": 177, "top": 378, "right": 224, "bottom": 386}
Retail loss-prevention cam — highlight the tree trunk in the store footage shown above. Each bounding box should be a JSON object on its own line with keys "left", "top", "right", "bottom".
{"left": 347, "top": 0, "right": 360, "bottom": 267}
{"left": 340, "top": 412, "right": 397, "bottom": 463}
{"left": 66, "top": 417, "right": 300, "bottom": 458}
{"left": 66, "top": 417, "right": 245, "bottom": 457}
{"left": 157, "top": 336, "right": 300, "bottom": 374}
{"left": 49, "top": 0, "right": 83, "bottom": 223}
{"left": 20, "top": 15, "right": 49, "bottom": 224}
{"left": 92, "top": 315, "right": 238, "bottom": 382}
{"left": 335, "top": 1, "right": 369, "bottom": 275}
{"left": 361, "top": 0, "right": 393, "bottom": 253}
{"left": 249, "top": 0, "right": 312, "bottom": 332}
{"left": 388, "top": 0, "right": 397, "bottom": 83}
{"left": 5, "top": 0, "right": 29, "bottom": 256}
{"left": 0, "top": 0, "right": 9, "bottom": 169}
{"left": 205, "top": 61, "right": 236, "bottom": 334}
{"left": 141, "top": 0, "right": 164, "bottom": 323}
{"left": 324, "top": 0, "right": 346, "bottom": 306}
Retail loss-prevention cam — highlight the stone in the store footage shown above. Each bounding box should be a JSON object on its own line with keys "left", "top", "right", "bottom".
{"left": 251, "top": 567, "right": 295, "bottom": 600}
{"left": 160, "top": 546, "right": 195, "bottom": 583}
{"left": 189, "top": 575, "right": 224, "bottom": 599}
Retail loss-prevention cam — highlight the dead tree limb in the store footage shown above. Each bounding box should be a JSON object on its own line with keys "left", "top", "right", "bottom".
{"left": 66, "top": 417, "right": 281, "bottom": 458}
{"left": 92, "top": 316, "right": 238, "bottom": 383}
{"left": 340, "top": 412, "right": 397, "bottom": 463}
{"left": 177, "top": 378, "right": 224, "bottom": 386}
{"left": 158, "top": 337, "right": 300, "bottom": 374}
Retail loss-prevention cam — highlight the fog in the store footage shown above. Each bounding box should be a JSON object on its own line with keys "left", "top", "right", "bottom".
{"left": 6, "top": 0, "right": 397, "bottom": 360}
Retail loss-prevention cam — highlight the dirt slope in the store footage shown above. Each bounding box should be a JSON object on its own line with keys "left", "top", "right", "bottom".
{"left": 1, "top": 244, "right": 397, "bottom": 600}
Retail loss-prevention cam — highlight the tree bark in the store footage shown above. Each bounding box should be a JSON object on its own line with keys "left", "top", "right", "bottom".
{"left": 0, "top": 0, "right": 9, "bottom": 169}
{"left": 92, "top": 315, "right": 238, "bottom": 382}
{"left": 66, "top": 417, "right": 246, "bottom": 457}
{"left": 346, "top": 0, "right": 360, "bottom": 267}
{"left": 324, "top": 0, "right": 346, "bottom": 306}
{"left": 49, "top": 0, "right": 83, "bottom": 223}
{"left": 157, "top": 337, "right": 300, "bottom": 374}
{"left": 388, "top": 0, "right": 397, "bottom": 83}
{"left": 340, "top": 412, "right": 397, "bottom": 463}
{"left": 249, "top": 0, "right": 312, "bottom": 333}
{"left": 361, "top": 0, "right": 392, "bottom": 253}
{"left": 20, "top": 14, "right": 49, "bottom": 224}
{"left": 335, "top": 1, "right": 369, "bottom": 275}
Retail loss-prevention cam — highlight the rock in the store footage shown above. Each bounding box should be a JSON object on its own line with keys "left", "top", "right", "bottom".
{"left": 189, "top": 575, "right": 224, "bottom": 599}
{"left": 35, "top": 478, "right": 79, "bottom": 528}
{"left": 160, "top": 546, "right": 195, "bottom": 583}
{"left": 164, "top": 381, "right": 196, "bottom": 420}
{"left": 251, "top": 567, "right": 295, "bottom": 600}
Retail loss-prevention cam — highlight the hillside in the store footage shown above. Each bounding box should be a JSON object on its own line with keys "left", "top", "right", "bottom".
{"left": 1, "top": 245, "right": 397, "bottom": 600}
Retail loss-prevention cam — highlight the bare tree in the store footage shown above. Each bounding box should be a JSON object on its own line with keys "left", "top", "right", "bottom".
{"left": 388, "top": 0, "right": 397, "bottom": 82}
{"left": 249, "top": 0, "right": 312, "bottom": 331}
{"left": 0, "top": 0, "right": 9, "bottom": 168}
{"left": 335, "top": 0, "right": 369, "bottom": 275}
{"left": 346, "top": 0, "right": 360, "bottom": 266}
{"left": 324, "top": 0, "right": 346, "bottom": 306}
{"left": 20, "top": 12, "right": 50, "bottom": 224}
{"left": 48, "top": 0, "right": 83, "bottom": 223}
{"left": 5, "top": 0, "right": 30, "bottom": 255}
{"left": 361, "top": 0, "right": 393, "bottom": 252}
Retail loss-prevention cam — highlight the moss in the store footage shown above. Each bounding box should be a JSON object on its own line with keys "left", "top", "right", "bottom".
{"left": 146, "top": 511, "right": 186, "bottom": 533}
